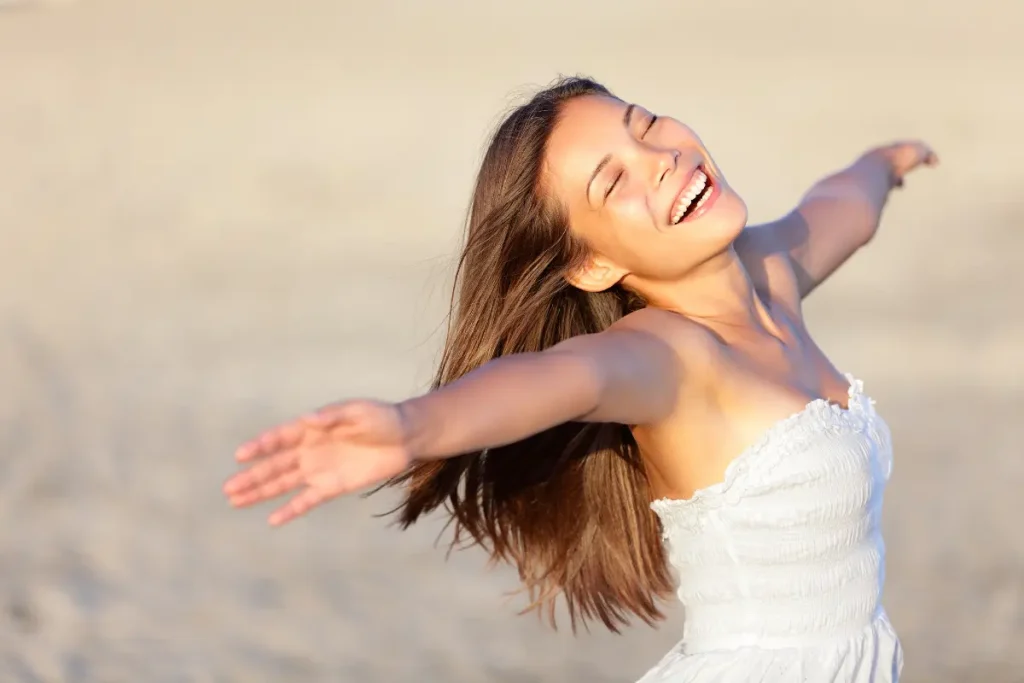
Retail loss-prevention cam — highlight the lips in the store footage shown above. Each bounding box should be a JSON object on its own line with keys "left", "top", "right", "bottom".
{"left": 668, "top": 165, "right": 716, "bottom": 225}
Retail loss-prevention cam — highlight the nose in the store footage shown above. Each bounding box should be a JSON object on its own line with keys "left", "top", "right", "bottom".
{"left": 652, "top": 148, "right": 678, "bottom": 187}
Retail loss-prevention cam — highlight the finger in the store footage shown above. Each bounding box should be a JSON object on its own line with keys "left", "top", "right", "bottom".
{"left": 910, "top": 142, "right": 938, "bottom": 165}
{"left": 236, "top": 403, "right": 365, "bottom": 462}
{"left": 304, "top": 400, "right": 370, "bottom": 429}
{"left": 223, "top": 451, "right": 299, "bottom": 496}
{"left": 228, "top": 468, "right": 305, "bottom": 508}
{"left": 235, "top": 420, "right": 307, "bottom": 462}
{"left": 268, "top": 487, "right": 331, "bottom": 526}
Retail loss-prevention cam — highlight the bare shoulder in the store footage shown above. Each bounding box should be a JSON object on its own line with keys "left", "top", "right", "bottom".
{"left": 611, "top": 306, "right": 719, "bottom": 368}
{"left": 734, "top": 221, "right": 803, "bottom": 317}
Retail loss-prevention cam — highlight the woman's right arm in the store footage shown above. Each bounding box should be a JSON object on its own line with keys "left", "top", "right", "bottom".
{"left": 401, "top": 325, "right": 681, "bottom": 462}
{"left": 224, "top": 318, "right": 682, "bottom": 525}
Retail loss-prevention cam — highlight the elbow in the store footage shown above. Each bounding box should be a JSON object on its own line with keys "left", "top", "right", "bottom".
{"left": 541, "top": 348, "right": 608, "bottom": 421}
{"left": 579, "top": 353, "right": 614, "bottom": 420}
{"left": 856, "top": 218, "right": 879, "bottom": 248}
{"left": 853, "top": 202, "right": 881, "bottom": 247}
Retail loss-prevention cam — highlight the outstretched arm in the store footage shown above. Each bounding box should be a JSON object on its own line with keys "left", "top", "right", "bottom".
{"left": 223, "top": 320, "right": 681, "bottom": 524}
{"left": 750, "top": 141, "right": 937, "bottom": 298}
{"left": 401, "top": 325, "right": 679, "bottom": 460}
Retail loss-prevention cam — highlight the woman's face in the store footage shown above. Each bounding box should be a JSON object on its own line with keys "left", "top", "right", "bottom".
{"left": 544, "top": 95, "right": 748, "bottom": 292}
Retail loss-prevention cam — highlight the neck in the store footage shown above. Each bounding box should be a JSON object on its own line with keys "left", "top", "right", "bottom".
{"left": 635, "top": 247, "right": 781, "bottom": 336}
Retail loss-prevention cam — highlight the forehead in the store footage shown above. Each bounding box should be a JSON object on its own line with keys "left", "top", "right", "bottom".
{"left": 551, "top": 94, "right": 629, "bottom": 149}
{"left": 544, "top": 95, "right": 632, "bottom": 196}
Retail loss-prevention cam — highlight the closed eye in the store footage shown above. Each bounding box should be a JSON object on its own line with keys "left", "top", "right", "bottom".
{"left": 642, "top": 115, "right": 659, "bottom": 138}
{"left": 601, "top": 114, "right": 657, "bottom": 203}
{"left": 605, "top": 170, "right": 623, "bottom": 199}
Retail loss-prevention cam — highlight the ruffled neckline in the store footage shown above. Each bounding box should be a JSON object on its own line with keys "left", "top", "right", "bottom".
{"left": 650, "top": 373, "right": 873, "bottom": 516}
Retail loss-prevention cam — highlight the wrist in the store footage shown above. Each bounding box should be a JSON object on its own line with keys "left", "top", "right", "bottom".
{"left": 395, "top": 396, "right": 437, "bottom": 462}
{"left": 855, "top": 148, "right": 898, "bottom": 190}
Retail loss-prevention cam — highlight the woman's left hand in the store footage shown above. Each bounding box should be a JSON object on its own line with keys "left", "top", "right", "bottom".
{"left": 870, "top": 140, "right": 939, "bottom": 188}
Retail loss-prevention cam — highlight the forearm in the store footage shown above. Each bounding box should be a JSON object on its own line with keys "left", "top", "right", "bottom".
{"left": 398, "top": 350, "right": 603, "bottom": 462}
{"left": 800, "top": 149, "right": 896, "bottom": 244}
{"left": 754, "top": 141, "right": 932, "bottom": 299}
{"left": 397, "top": 326, "right": 679, "bottom": 462}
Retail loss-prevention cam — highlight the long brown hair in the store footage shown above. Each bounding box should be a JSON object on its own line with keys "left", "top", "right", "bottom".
{"left": 383, "top": 76, "right": 672, "bottom": 632}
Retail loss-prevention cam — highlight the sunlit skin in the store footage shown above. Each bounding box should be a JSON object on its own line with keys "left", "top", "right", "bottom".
{"left": 544, "top": 96, "right": 751, "bottom": 297}
{"left": 223, "top": 94, "right": 937, "bottom": 526}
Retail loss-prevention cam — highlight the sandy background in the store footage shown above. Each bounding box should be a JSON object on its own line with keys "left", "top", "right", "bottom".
{"left": 1, "top": 0, "right": 1022, "bottom": 681}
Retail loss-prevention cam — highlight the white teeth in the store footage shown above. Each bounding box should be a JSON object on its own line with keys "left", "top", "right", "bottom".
{"left": 671, "top": 169, "right": 709, "bottom": 224}
{"left": 693, "top": 185, "right": 713, "bottom": 210}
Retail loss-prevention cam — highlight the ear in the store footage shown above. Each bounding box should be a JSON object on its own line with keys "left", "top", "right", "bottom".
{"left": 566, "top": 255, "right": 628, "bottom": 292}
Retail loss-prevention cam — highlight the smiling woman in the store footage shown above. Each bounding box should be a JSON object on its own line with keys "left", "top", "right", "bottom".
{"left": 224, "top": 75, "right": 937, "bottom": 682}
{"left": 543, "top": 93, "right": 750, "bottom": 295}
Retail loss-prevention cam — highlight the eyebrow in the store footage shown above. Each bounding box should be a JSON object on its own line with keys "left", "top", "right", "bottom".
{"left": 622, "top": 103, "right": 637, "bottom": 128}
{"left": 586, "top": 104, "right": 638, "bottom": 205}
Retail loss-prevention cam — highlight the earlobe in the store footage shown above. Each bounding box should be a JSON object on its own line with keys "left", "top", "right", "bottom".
{"left": 566, "top": 257, "right": 627, "bottom": 292}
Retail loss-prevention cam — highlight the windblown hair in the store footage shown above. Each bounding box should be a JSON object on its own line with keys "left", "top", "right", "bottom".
{"left": 384, "top": 76, "right": 672, "bottom": 632}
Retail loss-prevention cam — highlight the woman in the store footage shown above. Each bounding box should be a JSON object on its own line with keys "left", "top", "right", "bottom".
{"left": 223, "top": 76, "right": 936, "bottom": 681}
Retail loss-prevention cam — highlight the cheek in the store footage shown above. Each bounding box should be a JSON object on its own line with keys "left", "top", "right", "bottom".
{"left": 602, "top": 202, "right": 659, "bottom": 260}
{"left": 578, "top": 206, "right": 652, "bottom": 266}
{"left": 678, "top": 127, "right": 724, "bottom": 179}
{"left": 704, "top": 154, "right": 723, "bottom": 179}
{"left": 616, "top": 184, "right": 658, "bottom": 224}
{"left": 570, "top": 212, "right": 618, "bottom": 258}
{"left": 691, "top": 140, "right": 722, "bottom": 178}
{"left": 609, "top": 202, "right": 669, "bottom": 266}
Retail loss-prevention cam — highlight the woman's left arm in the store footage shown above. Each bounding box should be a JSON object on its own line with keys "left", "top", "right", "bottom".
{"left": 750, "top": 141, "right": 938, "bottom": 299}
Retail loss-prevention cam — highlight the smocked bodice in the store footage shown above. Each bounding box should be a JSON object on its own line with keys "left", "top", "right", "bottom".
{"left": 648, "top": 375, "right": 894, "bottom": 658}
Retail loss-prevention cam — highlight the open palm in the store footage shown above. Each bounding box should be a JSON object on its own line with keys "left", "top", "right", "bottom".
{"left": 223, "top": 400, "right": 411, "bottom": 525}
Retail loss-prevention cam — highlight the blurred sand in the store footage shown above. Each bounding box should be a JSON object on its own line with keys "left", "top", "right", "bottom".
{"left": 1, "top": 1, "right": 1022, "bottom": 681}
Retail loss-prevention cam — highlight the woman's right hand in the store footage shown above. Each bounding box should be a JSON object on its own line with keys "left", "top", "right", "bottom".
{"left": 223, "top": 399, "right": 413, "bottom": 526}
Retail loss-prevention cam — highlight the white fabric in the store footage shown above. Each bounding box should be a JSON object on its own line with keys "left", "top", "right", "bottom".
{"left": 638, "top": 375, "right": 903, "bottom": 682}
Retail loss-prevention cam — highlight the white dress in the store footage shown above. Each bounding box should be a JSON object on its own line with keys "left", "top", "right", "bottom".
{"left": 638, "top": 375, "right": 903, "bottom": 682}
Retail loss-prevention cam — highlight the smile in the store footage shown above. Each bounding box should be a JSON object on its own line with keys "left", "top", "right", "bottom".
{"left": 669, "top": 166, "right": 718, "bottom": 225}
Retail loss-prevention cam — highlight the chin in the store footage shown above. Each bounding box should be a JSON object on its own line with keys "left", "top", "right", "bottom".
{"left": 700, "top": 185, "right": 748, "bottom": 244}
